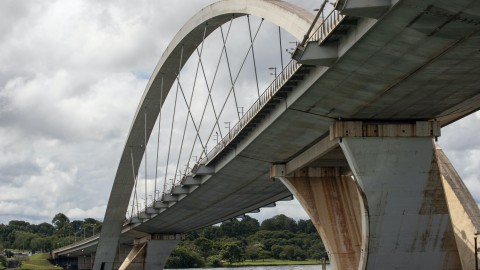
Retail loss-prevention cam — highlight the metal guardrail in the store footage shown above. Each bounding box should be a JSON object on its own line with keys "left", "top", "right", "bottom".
{"left": 204, "top": 59, "right": 301, "bottom": 163}
{"left": 204, "top": 9, "right": 346, "bottom": 163}
{"left": 53, "top": 234, "right": 99, "bottom": 253}
{"left": 309, "top": 8, "right": 345, "bottom": 44}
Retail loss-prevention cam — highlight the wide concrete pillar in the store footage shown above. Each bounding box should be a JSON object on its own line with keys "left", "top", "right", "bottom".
{"left": 276, "top": 167, "right": 365, "bottom": 270}
{"left": 339, "top": 134, "right": 461, "bottom": 269}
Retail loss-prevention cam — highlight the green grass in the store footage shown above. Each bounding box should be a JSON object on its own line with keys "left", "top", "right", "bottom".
{"left": 16, "top": 253, "right": 59, "bottom": 270}
{"left": 231, "top": 259, "right": 328, "bottom": 266}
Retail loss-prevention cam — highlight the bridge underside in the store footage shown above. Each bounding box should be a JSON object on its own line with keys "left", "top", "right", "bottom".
{"left": 55, "top": 0, "right": 480, "bottom": 269}
{"left": 273, "top": 123, "right": 480, "bottom": 269}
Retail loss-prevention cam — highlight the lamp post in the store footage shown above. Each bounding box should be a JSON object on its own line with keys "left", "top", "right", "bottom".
{"left": 475, "top": 231, "right": 479, "bottom": 270}
{"left": 268, "top": 67, "right": 277, "bottom": 77}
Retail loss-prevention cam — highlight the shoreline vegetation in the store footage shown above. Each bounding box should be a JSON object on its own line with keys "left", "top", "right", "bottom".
{"left": 4, "top": 254, "right": 328, "bottom": 270}
{"left": 1, "top": 214, "right": 328, "bottom": 269}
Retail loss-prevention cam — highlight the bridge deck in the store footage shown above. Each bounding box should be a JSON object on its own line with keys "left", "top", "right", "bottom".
{"left": 55, "top": 0, "right": 480, "bottom": 258}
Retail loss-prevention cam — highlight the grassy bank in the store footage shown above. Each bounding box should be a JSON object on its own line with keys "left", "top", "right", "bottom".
{"left": 231, "top": 259, "right": 327, "bottom": 267}
{"left": 16, "top": 253, "right": 58, "bottom": 270}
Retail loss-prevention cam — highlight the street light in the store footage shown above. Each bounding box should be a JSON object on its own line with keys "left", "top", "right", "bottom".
{"left": 475, "top": 231, "right": 479, "bottom": 270}
{"left": 268, "top": 67, "right": 277, "bottom": 77}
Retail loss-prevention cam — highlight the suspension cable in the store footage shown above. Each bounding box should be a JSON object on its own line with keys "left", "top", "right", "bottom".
{"left": 175, "top": 77, "right": 208, "bottom": 158}
{"left": 220, "top": 26, "right": 241, "bottom": 121}
{"left": 247, "top": 15, "right": 261, "bottom": 98}
{"left": 130, "top": 149, "right": 139, "bottom": 217}
{"left": 144, "top": 109, "right": 148, "bottom": 209}
{"left": 154, "top": 75, "right": 164, "bottom": 201}
{"left": 173, "top": 24, "right": 208, "bottom": 186}
{"left": 163, "top": 44, "right": 184, "bottom": 195}
{"left": 202, "top": 18, "right": 264, "bottom": 159}
{"left": 185, "top": 18, "right": 234, "bottom": 167}
{"left": 278, "top": 26, "right": 284, "bottom": 70}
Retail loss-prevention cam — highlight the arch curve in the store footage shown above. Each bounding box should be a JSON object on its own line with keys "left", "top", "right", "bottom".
{"left": 94, "top": 1, "right": 314, "bottom": 269}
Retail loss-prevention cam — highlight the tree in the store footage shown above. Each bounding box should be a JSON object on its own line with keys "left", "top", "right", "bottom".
{"left": 260, "top": 214, "right": 297, "bottom": 232}
{"left": 245, "top": 243, "right": 263, "bottom": 261}
{"left": 222, "top": 243, "right": 244, "bottom": 264}
{"left": 165, "top": 247, "right": 204, "bottom": 268}
{"left": 297, "top": 219, "right": 316, "bottom": 234}
{"left": 30, "top": 237, "right": 49, "bottom": 252}
{"left": 0, "top": 254, "right": 7, "bottom": 268}
{"left": 200, "top": 226, "right": 221, "bottom": 240}
{"left": 33, "top": 223, "right": 55, "bottom": 236}
{"left": 52, "top": 213, "right": 70, "bottom": 230}
{"left": 13, "top": 231, "right": 36, "bottom": 250}
{"left": 194, "top": 237, "right": 214, "bottom": 260}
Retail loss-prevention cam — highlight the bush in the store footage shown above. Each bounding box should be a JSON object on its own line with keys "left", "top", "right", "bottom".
{"left": 206, "top": 255, "right": 223, "bottom": 267}
{"left": 165, "top": 247, "right": 205, "bottom": 268}
{"left": 0, "top": 255, "right": 6, "bottom": 268}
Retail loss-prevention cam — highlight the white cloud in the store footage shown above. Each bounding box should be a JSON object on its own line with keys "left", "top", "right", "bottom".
{"left": 0, "top": 0, "right": 478, "bottom": 230}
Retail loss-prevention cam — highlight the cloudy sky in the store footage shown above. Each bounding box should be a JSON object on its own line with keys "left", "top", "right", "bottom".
{"left": 0, "top": 0, "right": 479, "bottom": 225}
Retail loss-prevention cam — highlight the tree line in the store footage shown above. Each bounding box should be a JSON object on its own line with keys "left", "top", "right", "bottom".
{"left": 165, "top": 214, "right": 327, "bottom": 268}
{"left": 0, "top": 213, "right": 102, "bottom": 253}
{"left": 0, "top": 213, "right": 327, "bottom": 268}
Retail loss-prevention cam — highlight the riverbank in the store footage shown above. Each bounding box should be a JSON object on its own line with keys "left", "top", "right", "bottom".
{"left": 231, "top": 259, "right": 328, "bottom": 267}
{"left": 12, "top": 253, "right": 57, "bottom": 270}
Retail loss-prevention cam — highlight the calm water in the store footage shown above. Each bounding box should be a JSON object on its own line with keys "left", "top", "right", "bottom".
{"left": 172, "top": 265, "right": 331, "bottom": 270}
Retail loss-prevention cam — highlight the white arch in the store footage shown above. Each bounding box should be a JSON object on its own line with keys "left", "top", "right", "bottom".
{"left": 94, "top": 1, "right": 314, "bottom": 269}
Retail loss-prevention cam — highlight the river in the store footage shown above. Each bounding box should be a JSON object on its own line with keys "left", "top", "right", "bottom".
{"left": 172, "top": 265, "right": 331, "bottom": 270}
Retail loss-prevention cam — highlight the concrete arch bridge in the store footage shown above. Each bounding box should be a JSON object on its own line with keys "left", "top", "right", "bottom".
{"left": 53, "top": 0, "right": 480, "bottom": 269}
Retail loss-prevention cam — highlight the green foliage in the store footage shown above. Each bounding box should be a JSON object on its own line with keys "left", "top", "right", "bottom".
{"left": 221, "top": 243, "right": 244, "bottom": 264}
{"left": 206, "top": 255, "right": 223, "bottom": 267}
{"left": 165, "top": 247, "right": 205, "bottom": 268}
{"left": 0, "top": 255, "right": 6, "bottom": 268}
{"left": 260, "top": 214, "right": 297, "bottom": 232}
{"left": 51, "top": 213, "right": 70, "bottom": 230}
{"left": 165, "top": 215, "right": 326, "bottom": 268}
{"left": 193, "top": 237, "right": 214, "bottom": 260}
{"left": 0, "top": 213, "right": 102, "bottom": 252}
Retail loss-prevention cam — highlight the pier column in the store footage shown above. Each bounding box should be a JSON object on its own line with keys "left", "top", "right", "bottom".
{"left": 335, "top": 121, "right": 461, "bottom": 269}
{"left": 273, "top": 166, "right": 365, "bottom": 270}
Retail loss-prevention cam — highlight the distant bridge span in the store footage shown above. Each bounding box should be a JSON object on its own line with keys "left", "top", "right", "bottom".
{"left": 54, "top": 0, "right": 480, "bottom": 269}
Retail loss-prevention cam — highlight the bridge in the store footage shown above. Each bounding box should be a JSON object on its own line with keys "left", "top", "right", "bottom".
{"left": 53, "top": 0, "right": 480, "bottom": 269}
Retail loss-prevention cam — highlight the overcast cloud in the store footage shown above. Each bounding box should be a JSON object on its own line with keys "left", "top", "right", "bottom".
{"left": 0, "top": 0, "right": 478, "bottom": 225}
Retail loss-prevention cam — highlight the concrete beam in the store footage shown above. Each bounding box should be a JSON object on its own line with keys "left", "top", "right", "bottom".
{"left": 293, "top": 41, "right": 338, "bottom": 66}
{"left": 285, "top": 136, "right": 340, "bottom": 175}
{"left": 172, "top": 186, "right": 190, "bottom": 195}
{"left": 335, "top": 0, "right": 391, "bottom": 18}
{"left": 162, "top": 194, "right": 179, "bottom": 202}
{"left": 330, "top": 121, "right": 441, "bottom": 139}
{"left": 181, "top": 176, "right": 201, "bottom": 186}
{"left": 193, "top": 164, "right": 215, "bottom": 176}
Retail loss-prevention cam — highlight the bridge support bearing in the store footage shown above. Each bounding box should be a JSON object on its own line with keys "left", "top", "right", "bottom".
{"left": 274, "top": 167, "right": 364, "bottom": 270}
{"left": 339, "top": 135, "right": 462, "bottom": 269}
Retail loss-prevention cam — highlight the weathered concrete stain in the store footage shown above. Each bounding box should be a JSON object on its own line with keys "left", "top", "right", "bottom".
{"left": 281, "top": 167, "right": 362, "bottom": 270}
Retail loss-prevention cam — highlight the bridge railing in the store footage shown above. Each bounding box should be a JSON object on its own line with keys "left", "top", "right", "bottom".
{"left": 308, "top": 8, "right": 345, "bottom": 44}
{"left": 52, "top": 234, "right": 99, "bottom": 254}
{"left": 204, "top": 59, "right": 301, "bottom": 163}
{"left": 202, "top": 8, "right": 346, "bottom": 164}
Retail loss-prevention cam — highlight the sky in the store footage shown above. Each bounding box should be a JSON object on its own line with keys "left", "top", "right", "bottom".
{"left": 0, "top": 0, "right": 479, "bottom": 226}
